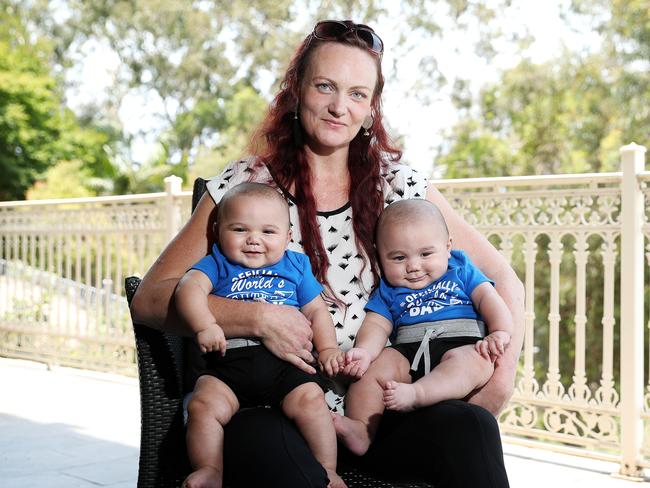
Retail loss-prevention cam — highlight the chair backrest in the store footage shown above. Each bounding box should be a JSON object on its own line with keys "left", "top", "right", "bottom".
{"left": 191, "top": 177, "right": 208, "bottom": 213}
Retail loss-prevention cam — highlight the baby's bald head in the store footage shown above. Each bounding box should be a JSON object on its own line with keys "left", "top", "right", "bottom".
{"left": 376, "top": 199, "right": 449, "bottom": 243}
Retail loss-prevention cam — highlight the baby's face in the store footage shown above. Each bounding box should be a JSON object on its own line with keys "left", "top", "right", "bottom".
{"left": 377, "top": 219, "right": 451, "bottom": 289}
{"left": 218, "top": 194, "right": 291, "bottom": 268}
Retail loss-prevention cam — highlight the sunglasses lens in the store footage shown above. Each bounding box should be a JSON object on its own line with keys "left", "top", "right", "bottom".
{"left": 356, "top": 29, "right": 383, "bottom": 53}
{"left": 314, "top": 21, "right": 348, "bottom": 39}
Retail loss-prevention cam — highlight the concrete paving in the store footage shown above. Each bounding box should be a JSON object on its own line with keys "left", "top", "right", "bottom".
{"left": 0, "top": 357, "right": 647, "bottom": 487}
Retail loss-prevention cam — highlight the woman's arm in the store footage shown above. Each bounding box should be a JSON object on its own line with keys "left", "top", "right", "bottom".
{"left": 427, "top": 186, "right": 525, "bottom": 415}
{"left": 130, "top": 192, "right": 316, "bottom": 371}
{"left": 471, "top": 282, "right": 514, "bottom": 338}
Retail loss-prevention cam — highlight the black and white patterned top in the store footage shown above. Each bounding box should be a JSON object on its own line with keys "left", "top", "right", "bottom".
{"left": 206, "top": 158, "right": 429, "bottom": 411}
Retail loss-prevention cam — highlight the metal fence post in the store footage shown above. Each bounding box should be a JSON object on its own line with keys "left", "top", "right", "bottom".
{"left": 164, "top": 175, "right": 183, "bottom": 244}
{"left": 619, "top": 142, "right": 647, "bottom": 478}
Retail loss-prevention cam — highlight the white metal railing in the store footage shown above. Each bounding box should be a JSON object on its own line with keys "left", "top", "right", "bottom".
{"left": 0, "top": 145, "right": 648, "bottom": 476}
{"left": 0, "top": 176, "right": 191, "bottom": 374}
{"left": 432, "top": 143, "right": 649, "bottom": 478}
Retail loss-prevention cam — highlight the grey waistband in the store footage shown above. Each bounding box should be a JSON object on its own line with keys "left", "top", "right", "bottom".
{"left": 394, "top": 319, "right": 486, "bottom": 344}
{"left": 226, "top": 338, "right": 261, "bottom": 349}
{"left": 394, "top": 319, "right": 486, "bottom": 375}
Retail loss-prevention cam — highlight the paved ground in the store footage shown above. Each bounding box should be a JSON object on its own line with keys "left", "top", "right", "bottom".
{"left": 0, "top": 357, "right": 647, "bottom": 487}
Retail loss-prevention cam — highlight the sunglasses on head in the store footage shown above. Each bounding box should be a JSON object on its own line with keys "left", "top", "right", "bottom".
{"left": 311, "top": 20, "right": 384, "bottom": 56}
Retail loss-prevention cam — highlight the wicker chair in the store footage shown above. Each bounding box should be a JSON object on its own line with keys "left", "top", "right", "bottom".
{"left": 125, "top": 177, "right": 433, "bottom": 487}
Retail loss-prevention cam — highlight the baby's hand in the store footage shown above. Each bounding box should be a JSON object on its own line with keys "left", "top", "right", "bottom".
{"left": 196, "top": 323, "right": 227, "bottom": 356}
{"left": 318, "top": 348, "right": 345, "bottom": 377}
{"left": 341, "top": 347, "right": 372, "bottom": 379}
{"left": 475, "top": 331, "right": 510, "bottom": 361}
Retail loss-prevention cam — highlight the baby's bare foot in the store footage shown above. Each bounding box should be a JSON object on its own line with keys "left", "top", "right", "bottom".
{"left": 331, "top": 413, "right": 371, "bottom": 456}
{"left": 181, "top": 466, "right": 222, "bottom": 488}
{"left": 326, "top": 469, "right": 348, "bottom": 488}
{"left": 383, "top": 380, "right": 418, "bottom": 412}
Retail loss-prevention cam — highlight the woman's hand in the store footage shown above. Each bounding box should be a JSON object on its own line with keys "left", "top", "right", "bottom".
{"left": 257, "top": 302, "right": 317, "bottom": 374}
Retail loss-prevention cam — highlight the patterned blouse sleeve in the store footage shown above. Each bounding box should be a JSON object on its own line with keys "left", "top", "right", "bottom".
{"left": 381, "top": 164, "right": 429, "bottom": 205}
{"left": 205, "top": 158, "right": 271, "bottom": 205}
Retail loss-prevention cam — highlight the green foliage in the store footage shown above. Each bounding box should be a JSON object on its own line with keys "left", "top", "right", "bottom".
{"left": 436, "top": 120, "right": 517, "bottom": 178}
{"left": 438, "top": 51, "right": 643, "bottom": 177}
{"left": 25, "top": 160, "right": 96, "bottom": 199}
{"left": 111, "top": 145, "right": 179, "bottom": 195}
{"left": 188, "top": 85, "right": 267, "bottom": 185}
{"left": 438, "top": 2, "right": 649, "bottom": 178}
{"left": 0, "top": 6, "right": 60, "bottom": 200}
{"left": 0, "top": 2, "right": 115, "bottom": 200}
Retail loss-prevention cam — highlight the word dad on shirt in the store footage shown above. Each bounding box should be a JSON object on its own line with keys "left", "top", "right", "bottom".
{"left": 400, "top": 280, "right": 469, "bottom": 317}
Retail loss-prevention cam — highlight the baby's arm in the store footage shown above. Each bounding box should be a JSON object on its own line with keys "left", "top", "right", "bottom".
{"left": 342, "top": 312, "right": 393, "bottom": 379}
{"left": 175, "top": 270, "right": 226, "bottom": 355}
{"left": 471, "top": 282, "right": 513, "bottom": 361}
{"left": 301, "top": 296, "right": 343, "bottom": 377}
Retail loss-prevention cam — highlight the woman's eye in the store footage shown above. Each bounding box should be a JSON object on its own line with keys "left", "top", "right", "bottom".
{"left": 351, "top": 91, "right": 367, "bottom": 100}
{"left": 317, "top": 83, "right": 333, "bottom": 92}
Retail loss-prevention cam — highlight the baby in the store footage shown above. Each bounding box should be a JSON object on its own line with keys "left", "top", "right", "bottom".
{"left": 175, "top": 182, "right": 346, "bottom": 488}
{"left": 334, "top": 198, "right": 513, "bottom": 456}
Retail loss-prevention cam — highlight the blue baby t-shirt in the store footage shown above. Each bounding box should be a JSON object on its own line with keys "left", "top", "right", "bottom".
{"left": 191, "top": 244, "right": 323, "bottom": 308}
{"left": 366, "top": 250, "right": 492, "bottom": 335}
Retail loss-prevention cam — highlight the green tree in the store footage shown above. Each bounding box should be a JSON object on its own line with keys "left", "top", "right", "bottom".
{"left": 571, "top": 0, "right": 650, "bottom": 147}
{"left": 188, "top": 85, "right": 267, "bottom": 184}
{"left": 0, "top": 2, "right": 115, "bottom": 200}
{"left": 0, "top": 5, "right": 60, "bottom": 200}
{"left": 438, "top": 2, "right": 649, "bottom": 178}
{"left": 26, "top": 160, "right": 96, "bottom": 199}
{"left": 438, "top": 53, "right": 631, "bottom": 178}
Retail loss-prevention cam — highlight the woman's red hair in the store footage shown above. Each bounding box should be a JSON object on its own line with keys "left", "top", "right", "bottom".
{"left": 248, "top": 23, "right": 402, "bottom": 303}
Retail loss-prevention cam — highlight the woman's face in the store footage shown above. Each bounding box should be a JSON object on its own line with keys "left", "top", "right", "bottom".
{"left": 299, "top": 43, "right": 378, "bottom": 153}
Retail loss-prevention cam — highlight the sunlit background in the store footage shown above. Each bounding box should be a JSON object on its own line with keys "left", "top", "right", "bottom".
{"left": 2, "top": 0, "right": 647, "bottom": 200}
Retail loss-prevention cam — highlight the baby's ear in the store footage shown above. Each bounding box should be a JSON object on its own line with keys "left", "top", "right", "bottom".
{"left": 447, "top": 236, "right": 453, "bottom": 256}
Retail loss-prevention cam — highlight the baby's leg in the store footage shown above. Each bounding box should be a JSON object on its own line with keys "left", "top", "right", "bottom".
{"left": 282, "top": 382, "right": 346, "bottom": 488}
{"left": 333, "top": 348, "right": 410, "bottom": 456}
{"left": 184, "top": 375, "right": 239, "bottom": 488}
{"left": 384, "top": 344, "right": 494, "bottom": 412}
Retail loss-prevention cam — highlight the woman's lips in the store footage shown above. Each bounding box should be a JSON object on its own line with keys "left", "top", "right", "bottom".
{"left": 323, "top": 118, "right": 346, "bottom": 128}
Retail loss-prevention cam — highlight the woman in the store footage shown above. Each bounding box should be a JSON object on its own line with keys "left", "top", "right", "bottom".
{"left": 131, "top": 19, "right": 524, "bottom": 487}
